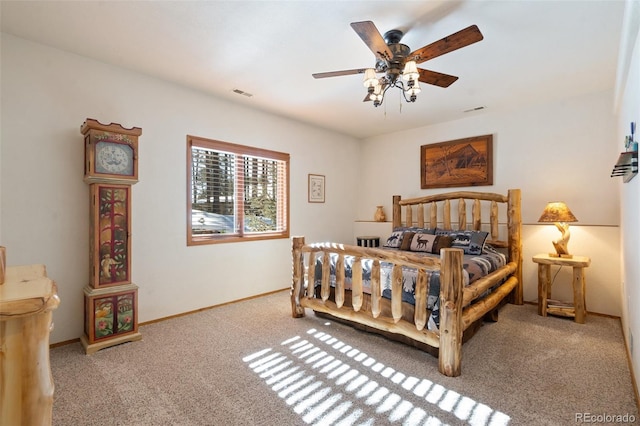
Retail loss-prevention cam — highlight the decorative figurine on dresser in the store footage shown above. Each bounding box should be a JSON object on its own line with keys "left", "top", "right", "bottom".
{"left": 80, "top": 118, "right": 142, "bottom": 354}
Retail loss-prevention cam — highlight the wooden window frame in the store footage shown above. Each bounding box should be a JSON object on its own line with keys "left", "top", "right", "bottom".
{"left": 187, "top": 135, "right": 290, "bottom": 246}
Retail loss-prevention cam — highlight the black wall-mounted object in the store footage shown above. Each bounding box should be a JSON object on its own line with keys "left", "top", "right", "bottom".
{"left": 611, "top": 151, "right": 638, "bottom": 183}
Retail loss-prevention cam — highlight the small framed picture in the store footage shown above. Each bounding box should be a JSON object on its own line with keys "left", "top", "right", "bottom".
{"left": 308, "top": 174, "right": 325, "bottom": 203}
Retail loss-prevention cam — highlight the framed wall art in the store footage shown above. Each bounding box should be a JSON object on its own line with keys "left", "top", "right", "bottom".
{"left": 420, "top": 134, "right": 493, "bottom": 189}
{"left": 308, "top": 174, "right": 325, "bottom": 203}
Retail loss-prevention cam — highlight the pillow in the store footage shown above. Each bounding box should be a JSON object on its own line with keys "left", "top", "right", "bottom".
{"left": 392, "top": 226, "right": 436, "bottom": 234}
{"left": 435, "top": 229, "right": 489, "bottom": 255}
{"left": 399, "top": 232, "right": 416, "bottom": 250}
{"left": 383, "top": 230, "right": 406, "bottom": 248}
{"left": 408, "top": 233, "right": 453, "bottom": 254}
{"left": 385, "top": 227, "right": 435, "bottom": 248}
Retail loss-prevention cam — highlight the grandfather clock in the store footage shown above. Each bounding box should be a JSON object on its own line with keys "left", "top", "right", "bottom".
{"left": 80, "top": 118, "right": 142, "bottom": 354}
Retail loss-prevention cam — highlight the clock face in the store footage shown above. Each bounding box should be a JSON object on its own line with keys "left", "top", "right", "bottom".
{"left": 95, "top": 142, "right": 134, "bottom": 175}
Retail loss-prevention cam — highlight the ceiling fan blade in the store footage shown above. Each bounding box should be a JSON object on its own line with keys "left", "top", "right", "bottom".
{"left": 410, "top": 25, "right": 483, "bottom": 63}
{"left": 312, "top": 68, "right": 368, "bottom": 79}
{"left": 418, "top": 68, "right": 459, "bottom": 87}
{"left": 350, "top": 21, "right": 393, "bottom": 61}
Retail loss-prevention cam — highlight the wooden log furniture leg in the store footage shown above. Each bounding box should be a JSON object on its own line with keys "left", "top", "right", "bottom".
{"left": 538, "top": 264, "right": 550, "bottom": 316}
{"left": 573, "top": 265, "right": 587, "bottom": 324}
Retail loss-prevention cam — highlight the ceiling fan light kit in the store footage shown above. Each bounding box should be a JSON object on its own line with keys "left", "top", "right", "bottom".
{"left": 313, "top": 21, "right": 483, "bottom": 108}
{"left": 362, "top": 60, "right": 422, "bottom": 107}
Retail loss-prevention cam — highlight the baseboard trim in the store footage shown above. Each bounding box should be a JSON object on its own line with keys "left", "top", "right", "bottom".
{"left": 620, "top": 317, "right": 640, "bottom": 411}
{"left": 50, "top": 288, "right": 291, "bottom": 349}
{"left": 139, "top": 287, "right": 290, "bottom": 327}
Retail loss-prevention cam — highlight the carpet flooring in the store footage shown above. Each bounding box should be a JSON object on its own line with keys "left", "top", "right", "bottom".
{"left": 50, "top": 290, "right": 638, "bottom": 425}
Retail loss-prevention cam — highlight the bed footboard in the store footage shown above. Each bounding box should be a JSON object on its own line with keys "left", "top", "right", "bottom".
{"left": 291, "top": 236, "right": 474, "bottom": 376}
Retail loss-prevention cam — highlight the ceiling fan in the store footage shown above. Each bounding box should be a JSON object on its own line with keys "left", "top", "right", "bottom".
{"left": 312, "top": 21, "right": 483, "bottom": 107}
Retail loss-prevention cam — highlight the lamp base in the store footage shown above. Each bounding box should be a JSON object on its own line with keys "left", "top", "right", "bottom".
{"left": 548, "top": 252, "right": 573, "bottom": 259}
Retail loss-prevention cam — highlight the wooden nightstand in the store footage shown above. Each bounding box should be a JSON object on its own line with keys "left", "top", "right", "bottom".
{"left": 533, "top": 253, "right": 591, "bottom": 324}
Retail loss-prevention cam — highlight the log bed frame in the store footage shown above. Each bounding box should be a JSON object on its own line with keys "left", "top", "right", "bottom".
{"left": 290, "top": 189, "right": 522, "bottom": 377}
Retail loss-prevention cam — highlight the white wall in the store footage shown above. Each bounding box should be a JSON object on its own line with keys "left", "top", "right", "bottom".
{"left": 358, "top": 89, "right": 622, "bottom": 317}
{"left": 617, "top": 0, "right": 640, "bottom": 399}
{"left": 0, "top": 34, "right": 361, "bottom": 344}
{"left": 0, "top": 27, "right": 631, "bottom": 347}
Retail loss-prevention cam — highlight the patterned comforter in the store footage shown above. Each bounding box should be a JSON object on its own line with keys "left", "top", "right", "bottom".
{"left": 313, "top": 246, "right": 507, "bottom": 330}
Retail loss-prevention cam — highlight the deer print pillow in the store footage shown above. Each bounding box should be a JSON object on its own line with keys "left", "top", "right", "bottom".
{"left": 408, "top": 234, "right": 453, "bottom": 254}
{"left": 383, "top": 230, "right": 407, "bottom": 248}
{"left": 383, "top": 227, "right": 434, "bottom": 249}
{"left": 435, "top": 229, "right": 489, "bottom": 255}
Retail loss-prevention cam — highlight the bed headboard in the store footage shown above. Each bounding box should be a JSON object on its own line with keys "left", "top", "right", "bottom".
{"left": 392, "top": 189, "right": 522, "bottom": 302}
{"left": 392, "top": 189, "right": 520, "bottom": 245}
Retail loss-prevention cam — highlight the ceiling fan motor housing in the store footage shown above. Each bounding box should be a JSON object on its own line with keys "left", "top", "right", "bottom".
{"left": 383, "top": 29, "right": 404, "bottom": 44}
{"left": 386, "top": 42, "right": 410, "bottom": 81}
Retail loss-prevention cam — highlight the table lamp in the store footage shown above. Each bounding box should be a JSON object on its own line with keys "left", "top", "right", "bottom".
{"left": 538, "top": 201, "right": 578, "bottom": 258}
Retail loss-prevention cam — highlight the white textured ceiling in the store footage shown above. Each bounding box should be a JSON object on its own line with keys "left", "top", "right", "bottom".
{"left": 0, "top": 1, "right": 626, "bottom": 139}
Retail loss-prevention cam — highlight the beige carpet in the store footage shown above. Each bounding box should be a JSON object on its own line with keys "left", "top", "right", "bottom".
{"left": 50, "top": 290, "right": 638, "bottom": 425}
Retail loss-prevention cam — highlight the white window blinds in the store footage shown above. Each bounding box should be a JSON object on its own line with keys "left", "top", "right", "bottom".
{"left": 188, "top": 136, "right": 289, "bottom": 244}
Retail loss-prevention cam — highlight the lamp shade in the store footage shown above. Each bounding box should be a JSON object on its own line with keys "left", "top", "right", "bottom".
{"left": 402, "top": 60, "right": 419, "bottom": 81}
{"left": 363, "top": 68, "right": 378, "bottom": 88}
{"left": 371, "top": 84, "right": 383, "bottom": 101}
{"left": 538, "top": 202, "right": 578, "bottom": 223}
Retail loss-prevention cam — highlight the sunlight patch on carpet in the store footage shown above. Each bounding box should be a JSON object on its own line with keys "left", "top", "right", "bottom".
{"left": 243, "top": 328, "right": 510, "bottom": 425}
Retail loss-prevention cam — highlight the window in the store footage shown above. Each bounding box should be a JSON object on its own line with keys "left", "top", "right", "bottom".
{"left": 187, "top": 135, "right": 289, "bottom": 245}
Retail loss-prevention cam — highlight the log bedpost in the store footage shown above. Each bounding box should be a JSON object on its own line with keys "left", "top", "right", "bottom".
{"left": 472, "top": 199, "right": 481, "bottom": 231}
{"left": 438, "top": 248, "right": 464, "bottom": 377}
{"left": 490, "top": 201, "right": 499, "bottom": 239}
{"left": 430, "top": 201, "right": 437, "bottom": 229}
{"left": 417, "top": 204, "right": 425, "bottom": 228}
{"left": 458, "top": 198, "right": 466, "bottom": 229}
{"left": 443, "top": 200, "right": 451, "bottom": 229}
{"left": 391, "top": 264, "right": 403, "bottom": 323}
{"left": 392, "top": 195, "right": 402, "bottom": 228}
{"left": 414, "top": 269, "right": 428, "bottom": 330}
{"left": 507, "top": 189, "right": 523, "bottom": 305}
{"left": 335, "top": 254, "right": 345, "bottom": 308}
{"left": 351, "top": 257, "right": 363, "bottom": 312}
{"left": 291, "top": 236, "right": 306, "bottom": 318}
{"left": 371, "top": 260, "right": 381, "bottom": 318}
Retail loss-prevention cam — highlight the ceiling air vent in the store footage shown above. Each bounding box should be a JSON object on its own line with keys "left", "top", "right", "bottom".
{"left": 463, "top": 106, "right": 485, "bottom": 113}
{"left": 232, "top": 89, "right": 253, "bottom": 98}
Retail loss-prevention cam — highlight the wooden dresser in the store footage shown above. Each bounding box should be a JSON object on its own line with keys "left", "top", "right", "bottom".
{"left": 0, "top": 263, "right": 60, "bottom": 425}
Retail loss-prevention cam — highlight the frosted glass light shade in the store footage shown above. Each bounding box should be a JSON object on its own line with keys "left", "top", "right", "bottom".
{"left": 402, "top": 61, "right": 419, "bottom": 81}
{"left": 363, "top": 68, "right": 379, "bottom": 88}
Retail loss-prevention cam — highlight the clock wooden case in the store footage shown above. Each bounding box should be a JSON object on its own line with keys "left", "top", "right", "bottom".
{"left": 89, "top": 183, "right": 131, "bottom": 288}
{"left": 82, "top": 118, "right": 141, "bottom": 184}
{"left": 83, "top": 284, "right": 139, "bottom": 353}
{"left": 80, "top": 119, "right": 142, "bottom": 354}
